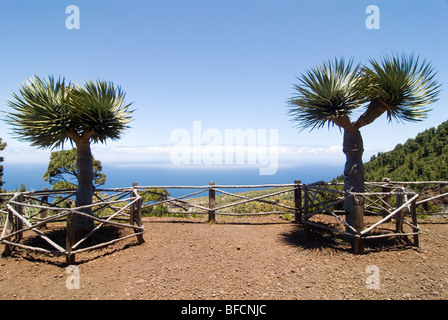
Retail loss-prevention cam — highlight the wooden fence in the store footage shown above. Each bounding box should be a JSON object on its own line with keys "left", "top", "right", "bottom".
{"left": 300, "top": 181, "right": 420, "bottom": 254}
{"left": 0, "top": 179, "right": 447, "bottom": 262}
{"left": 129, "top": 181, "right": 300, "bottom": 222}
{"left": 0, "top": 186, "right": 144, "bottom": 265}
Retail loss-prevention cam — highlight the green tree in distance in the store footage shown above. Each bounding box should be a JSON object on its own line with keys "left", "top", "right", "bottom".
{"left": 43, "top": 148, "right": 106, "bottom": 190}
{"left": 4, "top": 76, "right": 133, "bottom": 233}
{"left": 288, "top": 53, "right": 441, "bottom": 235}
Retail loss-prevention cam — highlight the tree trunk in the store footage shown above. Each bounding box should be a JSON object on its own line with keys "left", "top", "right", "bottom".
{"left": 332, "top": 101, "right": 389, "bottom": 252}
{"left": 75, "top": 139, "right": 94, "bottom": 232}
{"left": 342, "top": 128, "right": 365, "bottom": 234}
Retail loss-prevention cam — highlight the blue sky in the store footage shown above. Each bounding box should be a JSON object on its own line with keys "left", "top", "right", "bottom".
{"left": 1, "top": 0, "right": 447, "bottom": 170}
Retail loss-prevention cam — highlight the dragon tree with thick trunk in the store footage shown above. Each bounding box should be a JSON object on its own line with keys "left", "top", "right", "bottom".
{"left": 288, "top": 54, "right": 440, "bottom": 248}
{"left": 5, "top": 76, "right": 134, "bottom": 236}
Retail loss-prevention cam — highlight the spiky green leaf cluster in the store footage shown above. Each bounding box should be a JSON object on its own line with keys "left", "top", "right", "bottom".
{"left": 362, "top": 53, "right": 441, "bottom": 123}
{"left": 4, "top": 76, "right": 134, "bottom": 149}
{"left": 288, "top": 53, "right": 441, "bottom": 131}
{"left": 70, "top": 80, "right": 133, "bottom": 144}
{"left": 288, "top": 58, "right": 367, "bottom": 131}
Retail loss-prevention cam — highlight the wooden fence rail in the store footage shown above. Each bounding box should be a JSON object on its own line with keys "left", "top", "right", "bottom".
{"left": 123, "top": 182, "right": 299, "bottom": 220}
{"left": 300, "top": 182, "right": 422, "bottom": 254}
{"left": 0, "top": 187, "right": 144, "bottom": 265}
{"left": 0, "top": 179, "right": 447, "bottom": 261}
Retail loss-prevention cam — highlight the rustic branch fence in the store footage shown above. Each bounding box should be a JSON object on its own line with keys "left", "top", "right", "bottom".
{"left": 132, "top": 181, "right": 299, "bottom": 220}
{"left": 0, "top": 185, "right": 144, "bottom": 265}
{"left": 0, "top": 179, "right": 446, "bottom": 263}
{"left": 300, "top": 181, "right": 420, "bottom": 254}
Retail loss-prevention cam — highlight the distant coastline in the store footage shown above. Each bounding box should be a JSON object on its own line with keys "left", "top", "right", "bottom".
{"left": 2, "top": 161, "right": 344, "bottom": 192}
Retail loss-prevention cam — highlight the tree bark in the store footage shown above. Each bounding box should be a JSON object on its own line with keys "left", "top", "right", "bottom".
{"left": 343, "top": 128, "right": 365, "bottom": 194}
{"left": 331, "top": 101, "right": 390, "bottom": 251}
{"left": 342, "top": 127, "right": 365, "bottom": 235}
{"left": 74, "top": 136, "right": 94, "bottom": 233}
{"left": 332, "top": 100, "right": 390, "bottom": 236}
{"left": 355, "top": 98, "right": 389, "bottom": 129}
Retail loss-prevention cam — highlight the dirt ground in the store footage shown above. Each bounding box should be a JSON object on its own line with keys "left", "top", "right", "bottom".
{"left": 0, "top": 215, "right": 447, "bottom": 301}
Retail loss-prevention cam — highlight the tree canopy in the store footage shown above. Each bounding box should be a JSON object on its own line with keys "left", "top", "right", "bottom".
{"left": 4, "top": 76, "right": 134, "bottom": 150}
{"left": 43, "top": 148, "right": 106, "bottom": 190}
{"left": 288, "top": 54, "right": 440, "bottom": 132}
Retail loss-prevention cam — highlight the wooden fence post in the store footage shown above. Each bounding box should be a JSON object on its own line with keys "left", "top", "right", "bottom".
{"left": 294, "top": 180, "right": 302, "bottom": 223}
{"left": 410, "top": 198, "right": 419, "bottom": 247}
{"left": 130, "top": 182, "right": 144, "bottom": 243}
{"left": 138, "top": 196, "right": 145, "bottom": 243}
{"left": 14, "top": 194, "right": 23, "bottom": 242}
{"left": 2, "top": 206, "right": 14, "bottom": 257}
{"left": 40, "top": 188, "right": 48, "bottom": 230}
{"left": 382, "top": 178, "right": 392, "bottom": 217}
{"left": 395, "top": 189, "right": 404, "bottom": 233}
{"left": 208, "top": 182, "right": 216, "bottom": 223}
{"left": 130, "top": 183, "right": 138, "bottom": 227}
{"left": 66, "top": 209, "right": 76, "bottom": 265}
{"left": 303, "top": 187, "right": 310, "bottom": 239}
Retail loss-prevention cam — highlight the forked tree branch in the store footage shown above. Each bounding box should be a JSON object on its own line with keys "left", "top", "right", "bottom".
{"left": 354, "top": 98, "right": 390, "bottom": 129}
{"left": 331, "top": 98, "right": 391, "bottom": 132}
{"left": 331, "top": 114, "right": 354, "bottom": 131}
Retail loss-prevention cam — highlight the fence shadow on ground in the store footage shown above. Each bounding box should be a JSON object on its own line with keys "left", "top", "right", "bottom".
{"left": 16, "top": 225, "right": 139, "bottom": 267}
{"left": 22, "top": 225, "right": 123, "bottom": 251}
{"left": 279, "top": 223, "right": 415, "bottom": 255}
{"left": 279, "top": 224, "right": 351, "bottom": 254}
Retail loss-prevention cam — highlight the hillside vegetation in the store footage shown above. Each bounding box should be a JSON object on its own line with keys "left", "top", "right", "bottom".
{"left": 364, "top": 120, "right": 448, "bottom": 182}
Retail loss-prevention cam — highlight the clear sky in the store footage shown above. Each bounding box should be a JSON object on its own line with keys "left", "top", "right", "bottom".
{"left": 1, "top": 0, "right": 447, "bottom": 169}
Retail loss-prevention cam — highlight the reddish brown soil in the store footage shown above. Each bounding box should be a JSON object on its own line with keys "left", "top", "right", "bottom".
{"left": 1, "top": 215, "right": 447, "bottom": 300}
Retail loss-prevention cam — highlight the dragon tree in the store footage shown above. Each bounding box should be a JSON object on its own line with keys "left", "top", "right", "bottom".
{"left": 288, "top": 53, "right": 440, "bottom": 244}
{"left": 5, "top": 76, "right": 133, "bottom": 234}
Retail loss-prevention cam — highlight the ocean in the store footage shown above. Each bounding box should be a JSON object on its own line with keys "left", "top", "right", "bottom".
{"left": 1, "top": 161, "right": 344, "bottom": 197}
